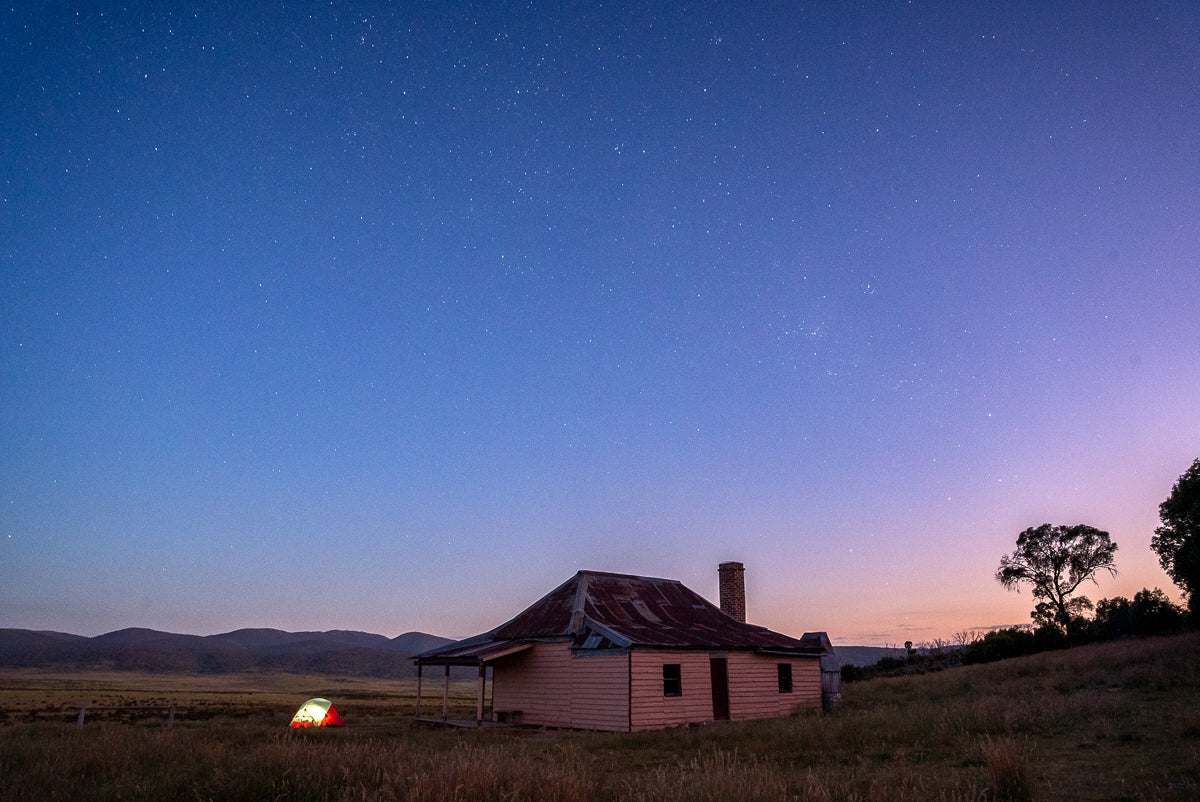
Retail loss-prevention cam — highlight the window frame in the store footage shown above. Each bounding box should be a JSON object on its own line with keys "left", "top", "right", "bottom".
{"left": 777, "top": 662, "right": 793, "bottom": 693}
{"left": 662, "top": 663, "right": 683, "bottom": 697}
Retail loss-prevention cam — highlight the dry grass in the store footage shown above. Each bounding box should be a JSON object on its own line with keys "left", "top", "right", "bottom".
{"left": 0, "top": 669, "right": 433, "bottom": 726}
{"left": 978, "top": 736, "right": 1030, "bottom": 801}
{"left": 2, "top": 633, "right": 1198, "bottom": 800}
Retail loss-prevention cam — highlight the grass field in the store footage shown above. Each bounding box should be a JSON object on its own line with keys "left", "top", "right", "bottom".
{"left": 0, "top": 670, "right": 431, "bottom": 727}
{"left": 2, "top": 632, "right": 1198, "bottom": 800}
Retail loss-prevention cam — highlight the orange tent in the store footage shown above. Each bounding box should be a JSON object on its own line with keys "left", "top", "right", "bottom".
{"left": 289, "top": 698, "right": 345, "bottom": 727}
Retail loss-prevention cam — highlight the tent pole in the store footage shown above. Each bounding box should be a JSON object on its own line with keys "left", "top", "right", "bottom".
{"left": 476, "top": 663, "right": 485, "bottom": 727}
{"left": 442, "top": 664, "right": 450, "bottom": 721}
{"left": 415, "top": 663, "right": 422, "bottom": 719}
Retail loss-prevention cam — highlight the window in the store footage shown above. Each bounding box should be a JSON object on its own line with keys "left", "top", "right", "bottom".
{"left": 777, "top": 663, "right": 793, "bottom": 693}
{"left": 663, "top": 663, "right": 682, "bottom": 696}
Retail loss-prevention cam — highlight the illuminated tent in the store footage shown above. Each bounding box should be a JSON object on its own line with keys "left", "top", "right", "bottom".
{"left": 289, "top": 698, "right": 345, "bottom": 728}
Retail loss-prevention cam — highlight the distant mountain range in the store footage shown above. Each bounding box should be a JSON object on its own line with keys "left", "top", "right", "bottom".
{"left": 0, "top": 628, "right": 455, "bottom": 677}
{"left": 823, "top": 645, "right": 909, "bottom": 669}
{"left": 0, "top": 627, "right": 900, "bottom": 676}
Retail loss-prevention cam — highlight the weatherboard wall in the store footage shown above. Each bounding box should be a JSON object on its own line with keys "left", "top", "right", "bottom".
{"left": 629, "top": 650, "right": 714, "bottom": 731}
{"left": 726, "top": 653, "right": 822, "bottom": 720}
{"left": 489, "top": 642, "right": 823, "bottom": 732}
{"left": 489, "top": 641, "right": 629, "bottom": 731}
{"left": 630, "top": 651, "right": 822, "bottom": 730}
{"left": 568, "top": 651, "right": 630, "bottom": 731}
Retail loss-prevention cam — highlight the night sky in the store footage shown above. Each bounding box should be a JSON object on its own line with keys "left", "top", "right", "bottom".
{"left": 3, "top": 2, "right": 1198, "bottom": 646}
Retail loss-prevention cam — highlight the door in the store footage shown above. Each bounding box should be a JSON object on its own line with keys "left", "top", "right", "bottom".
{"left": 710, "top": 657, "right": 729, "bottom": 720}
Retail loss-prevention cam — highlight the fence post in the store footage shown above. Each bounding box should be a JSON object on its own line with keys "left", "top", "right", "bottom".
{"left": 77, "top": 707, "right": 86, "bottom": 727}
{"left": 167, "top": 705, "right": 175, "bottom": 729}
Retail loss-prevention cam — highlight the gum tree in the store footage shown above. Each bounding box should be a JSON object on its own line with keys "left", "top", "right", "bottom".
{"left": 996, "top": 523, "right": 1118, "bottom": 630}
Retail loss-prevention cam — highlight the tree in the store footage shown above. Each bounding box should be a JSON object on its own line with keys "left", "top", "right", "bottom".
{"left": 1150, "top": 458, "right": 1200, "bottom": 619}
{"left": 996, "top": 523, "right": 1118, "bottom": 630}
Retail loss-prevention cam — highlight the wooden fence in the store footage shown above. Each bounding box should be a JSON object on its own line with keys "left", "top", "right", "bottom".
{"left": 76, "top": 705, "right": 177, "bottom": 728}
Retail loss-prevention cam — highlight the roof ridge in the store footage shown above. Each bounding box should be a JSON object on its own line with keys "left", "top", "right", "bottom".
{"left": 568, "top": 572, "right": 590, "bottom": 634}
{"left": 574, "top": 569, "right": 682, "bottom": 583}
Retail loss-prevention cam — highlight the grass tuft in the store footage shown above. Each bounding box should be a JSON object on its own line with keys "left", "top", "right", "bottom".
{"left": 978, "top": 736, "right": 1029, "bottom": 801}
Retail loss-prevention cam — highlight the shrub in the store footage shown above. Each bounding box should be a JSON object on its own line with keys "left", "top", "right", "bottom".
{"left": 1092, "top": 588, "right": 1186, "bottom": 639}
{"left": 840, "top": 664, "right": 865, "bottom": 683}
{"left": 960, "top": 629, "right": 1036, "bottom": 665}
{"left": 1031, "top": 624, "right": 1068, "bottom": 653}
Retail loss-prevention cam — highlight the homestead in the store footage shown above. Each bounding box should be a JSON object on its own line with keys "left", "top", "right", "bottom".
{"left": 415, "top": 562, "right": 833, "bottom": 731}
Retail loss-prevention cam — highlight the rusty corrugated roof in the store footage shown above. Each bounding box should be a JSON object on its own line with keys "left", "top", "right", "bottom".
{"left": 413, "top": 636, "right": 532, "bottom": 666}
{"left": 417, "top": 570, "right": 831, "bottom": 664}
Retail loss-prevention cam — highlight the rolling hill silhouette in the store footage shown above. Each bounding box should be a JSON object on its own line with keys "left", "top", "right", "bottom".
{"left": 0, "top": 628, "right": 453, "bottom": 677}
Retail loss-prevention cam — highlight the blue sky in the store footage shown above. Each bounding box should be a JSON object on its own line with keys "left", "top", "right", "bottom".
{"left": 3, "top": 2, "right": 1198, "bottom": 645}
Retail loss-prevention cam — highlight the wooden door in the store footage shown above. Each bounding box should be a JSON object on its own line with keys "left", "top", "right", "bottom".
{"left": 710, "top": 657, "right": 729, "bottom": 720}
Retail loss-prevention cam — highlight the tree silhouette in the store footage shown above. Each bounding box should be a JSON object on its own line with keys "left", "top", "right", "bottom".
{"left": 996, "top": 523, "right": 1118, "bottom": 630}
{"left": 1150, "top": 458, "right": 1200, "bottom": 620}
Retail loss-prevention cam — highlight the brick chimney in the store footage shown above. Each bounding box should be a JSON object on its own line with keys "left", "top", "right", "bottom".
{"left": 718, "top": 561, "right": 746, "bottom": 622}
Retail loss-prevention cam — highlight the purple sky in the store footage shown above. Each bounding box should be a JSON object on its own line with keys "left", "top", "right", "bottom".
{"left": 3, "top": 2, "right": 1198, "bottom": 646}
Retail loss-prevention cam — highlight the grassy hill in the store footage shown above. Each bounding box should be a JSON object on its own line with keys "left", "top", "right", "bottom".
{"left": 1, "top": 632, "right": 1196, "bottom": 800}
